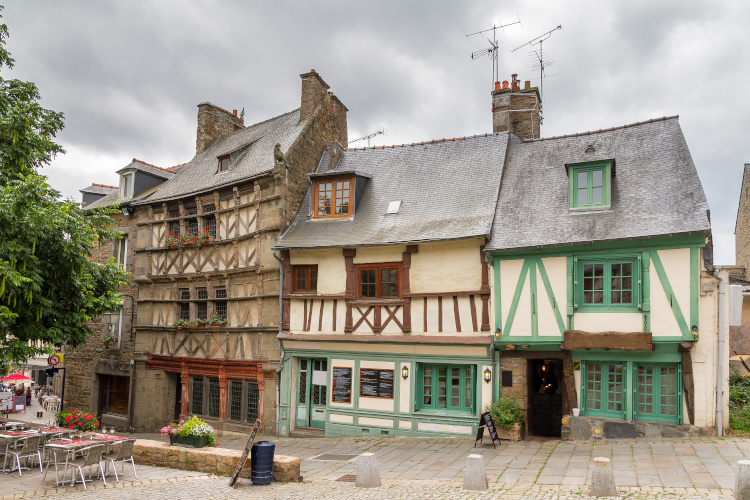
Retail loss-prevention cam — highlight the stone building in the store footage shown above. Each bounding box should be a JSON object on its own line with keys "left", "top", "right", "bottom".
{"left": 65, "top": 70, "right": 347, "bottom": 434}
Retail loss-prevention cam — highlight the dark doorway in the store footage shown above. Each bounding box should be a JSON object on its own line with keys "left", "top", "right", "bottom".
{"left": 528, "top": 359, "right": 563, "bottom": 437}
{"left": 174, "top": 374, "right": 182, "bottom": 421}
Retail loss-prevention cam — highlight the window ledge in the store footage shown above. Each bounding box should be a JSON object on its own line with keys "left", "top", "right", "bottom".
{"left": 309, "top": 216, "right": 354, "bottom": 222}
{"left": 568, "top": 206, "right": 612, "bottom": 214}
{"left": 350, "top": 298, "right": 406, "bottom": 306}
{"left": 574, "top": 306, "right": 641, "bottom": 314}
{"left": 413, "top": 408, "right": 476, "bottom": 419}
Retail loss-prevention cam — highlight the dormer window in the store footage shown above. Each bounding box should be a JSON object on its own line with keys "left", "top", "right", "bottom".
{"left": 120, "top": 173, "right": 134, "bottom": 199}
{"left": 568, "top": 161, "right": 612, "bottom": 210}
{"left": 218, "top": 156, "right": 230, "bottom": 173}
{"left": 313, "top": 176, "right": 354, "bottom": 218}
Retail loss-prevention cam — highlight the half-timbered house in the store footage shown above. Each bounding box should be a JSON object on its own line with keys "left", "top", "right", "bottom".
{"left": 68, "top": 70, "right": 348, "bottom": 434}
{"left": 487, "top": 116, "right": 727, "bottom": 438}
{"left": 274, "top": 134, "right": 507, "bottom": 438}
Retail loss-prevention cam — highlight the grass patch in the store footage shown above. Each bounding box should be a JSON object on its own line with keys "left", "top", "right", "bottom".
{"left": 729, "top": 366, "right": 750, "bottom": 434}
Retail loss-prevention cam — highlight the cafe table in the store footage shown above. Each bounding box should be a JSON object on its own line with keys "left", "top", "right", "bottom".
{"left": 43, "top": 439, "right": 98, "bottom": 486}
{"left": 0, "top": 430, "right": 39, "bottom": 472}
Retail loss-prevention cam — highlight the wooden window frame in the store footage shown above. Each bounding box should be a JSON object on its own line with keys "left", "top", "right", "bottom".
{"left": 354, "top": 262, "right": 402, "bottom": 299}
{"left": 568, "top": 161, "right": 611, "bottom": 209}
{"left": 227, "top": 379, "right": 260, "bottom": 423}
{"left": 312, "top": 176, "right": 354, "bottom": 219}
{"left": 416, "top": 364, "right": 475, "bottom": 413}
{"left": 575, "top": 255, "right": 640, "bottom": 312}
{"left": 218, "top": 155, "right": 230, "bottom": 173}
{"left": 292, "top": 265, "right": 318, "bottom": 293}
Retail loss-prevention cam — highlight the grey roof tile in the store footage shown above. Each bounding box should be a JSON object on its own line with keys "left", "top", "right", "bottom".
{"left": 116, "top": 159, "right": 175, "bottom": 180}
{"left": 80, "top": 184, "right": 118, "bottom": 195}
{"left": 277, "top": 133, "right": 509, "bottom": 248}
{"left": 133, "top": 109, "right": 306, "bottom": 204}
{"left": 486, "top": 117, "right": 711, "bottom": 252}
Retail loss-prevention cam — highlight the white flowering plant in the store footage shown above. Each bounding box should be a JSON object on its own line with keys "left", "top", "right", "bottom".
{"left": 162, "top": 415, "right": 218, "bottom": 447}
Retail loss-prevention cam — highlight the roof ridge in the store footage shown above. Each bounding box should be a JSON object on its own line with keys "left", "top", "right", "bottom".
{"left": 522, "top": 115, "right": 680, "bottom": 143}
{"left": 242, "top": 108, "right": 301, "bottom": 131}
{"left": 92, "top": 183, "right": 117, "bottom": 189}
{"left": 132, "top": 158, "right": 174, "bottom": 173}
{"left": 345, "top": 131, "right": 506, "bottom": 151}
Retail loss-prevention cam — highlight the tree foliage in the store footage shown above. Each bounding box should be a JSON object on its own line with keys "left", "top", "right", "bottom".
{"left": 0, "top": 7, "right": 127, "bottom": 363}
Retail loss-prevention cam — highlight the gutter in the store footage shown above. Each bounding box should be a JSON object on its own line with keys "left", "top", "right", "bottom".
{"left": 713, "top": 267, "right": 725, "bottom": 436}
{"left": 271, "top": 248, "right": 285, "bottom": 436}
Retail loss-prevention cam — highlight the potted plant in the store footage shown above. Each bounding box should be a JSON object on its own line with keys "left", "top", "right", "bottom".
{"left": 175, "top": 319, "right": 191, "bottom": 331}
{"left": 102, "top": 332, "right": 119, "bottom": 348}
{"left": 483, "top": 394, "right": 525, "bottom": 441}
{"left": 162, "top": 416, "right": 218, "bottom": 448}
{"left": 165, "top": 233, "right": 180, "bottom": 249}
{"left": 57, "top": 409, "right": 100, "bottom": 432}
{"left": 207, "top": 311, "right": 227, "bottom": 327}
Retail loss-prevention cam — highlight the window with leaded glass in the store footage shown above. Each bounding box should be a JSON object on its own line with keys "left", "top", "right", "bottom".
{"left": 191, "top": 376, "right": 221, "bottom": 419}
{"left": 207, "top": 378, "right": 220, "bottom": 418}
{"left": 298, "top": 359, "right": 308, "bottom": 404}
{"left": 246, "top": 382, "right": 259, "bottom": 423}
{"left": 227, "top": 380, "right": 260, "bottom": 423}
{"left": 582, "top": 362, "right": 624, "bottom": 418}
{"left": 205, "top": 214, "right": 216, "bottom": 237}
{"left": 577, "top": 257, "right": 638, "bottom": 310}
{"left": 187, "top": 218, "right": 199, "bottom": 236}
{"left": 169, "top": 210, "right": 181, "bottom": 235}
{"left": 197, "top": 288, "right": 208, "bottom": 320}
{"left": 634, "top": 363, "right": 680, "bottom": 423}
{"left": 214, "top": 287, "right": 227, "bottom": 320}
{"left": 292, "top": 266, "right": 318, "bottom": 292}
{"left": 191, "top": 377, "right": 204, "bottom": 415}
{"left": 417, "top": 364, "right": 475, "bottom": 412}
{"left": 355, "top": 263, "right": 401, "bottom": 299}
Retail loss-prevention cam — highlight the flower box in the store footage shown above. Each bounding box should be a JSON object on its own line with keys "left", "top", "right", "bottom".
{"left": 169, "top": 434, "right": 209, "bottom": 448}
{"left": 496, "top": 422, "right": 525, "bottom": 441}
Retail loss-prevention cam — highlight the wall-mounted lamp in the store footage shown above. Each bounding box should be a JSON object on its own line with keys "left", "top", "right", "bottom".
{"left": 402, "top": 366, "right": 409, "bottom": 379}
{"left": 691, "top": 324, "right": 699, "bottom": 340}
{"left": 483, "top": 368, "right": 492, "bottom": 384}
{"left": 494, "top": 327, "right": 501, "bottom": 340}
{"left": 121, "top": 207, "right": 133, "bottom": 216}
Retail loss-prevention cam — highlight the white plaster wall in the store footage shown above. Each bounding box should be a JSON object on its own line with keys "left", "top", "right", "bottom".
{"left": 353, "top": 246, "right": 405, "bottom": 264}
{"left": 329, "top": 413, "right": 353, "bottom": 424}
{"left": 400, "top": 361, "right": 411, "bottom": 413}
{"left": 359, "top": 417, "right": 393, "bottom": 427}
{"left": 573, "top": 313, "right": 643, "bottom": 332}
{"left": 538, "top": 257, "right": 567, "bottom": 336}
{"left": 357, "top": 360, "right": 396, "bottom": 412}
{"left": 289, "top": 300, "right": 305, "bottom": 331}
{"left": 283, "top": 340, "right": 487, "bottom": 357}
{"left": 658, "top": 249, "right": 691, "bottom": 326}
{"left": 511, "top": 270, "right": 532, "bottom": 337}
{"left": 410, "top": 239, "right": 483, "bottom": 293}
{"left": 330, "top": 359, "right": 354, "bottom": 408}
{"left": 500, "top": 260, "right": 524, "bottom": 332}
{"left": 649, "top": 253, "right": 684, "bottom": 337}
{"left": 399, "top": 420, "right": 411, "bottom": 429}
{"left": 290, "top": 248, "right": 346, "bottom": 295}
{"left": 381, "top": 307, "right": 404, "bottom": 334}
{"left": 417, "top": 422, "right": 473, "bottom": 435}
{"left": 536, "top": 267, "right": 558, "bottom": 336}
{"left": 481, "top": 365, "right": 492, "bottom": 407}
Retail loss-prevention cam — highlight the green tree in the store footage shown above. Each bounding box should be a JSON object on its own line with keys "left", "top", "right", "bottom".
{"left": 0, "top": 7, "right": 127, "bottom": 363}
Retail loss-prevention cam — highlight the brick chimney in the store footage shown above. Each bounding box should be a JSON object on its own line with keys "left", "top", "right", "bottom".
{"left": 299, "top": 69, "right": 330, "bottom": 123}
{"left": 492, "top": 74, "right": 542, "bottom": 140}
{"left": 195, "top": 102, "right": 244, "bottom": 155}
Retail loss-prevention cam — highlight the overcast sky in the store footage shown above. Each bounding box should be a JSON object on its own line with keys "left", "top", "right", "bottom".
{"left": 3, "top": 1, "right": 748, "bottom": 263}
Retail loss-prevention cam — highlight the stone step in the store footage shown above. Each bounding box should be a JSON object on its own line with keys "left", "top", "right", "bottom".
{"left": 289, "top": 427, "right": 325, "bottom": 438}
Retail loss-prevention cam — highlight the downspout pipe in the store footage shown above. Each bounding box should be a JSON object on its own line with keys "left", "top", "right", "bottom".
{"left": 713, "top": 268, "right": 725, "bottom": 436}
{"left": 272, "top": 248, "right": 285, "bottom": 435}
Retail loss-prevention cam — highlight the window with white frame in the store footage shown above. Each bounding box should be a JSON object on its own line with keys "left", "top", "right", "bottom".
{"left": 120, "top": 173, "right": 134, "bottom": 199}
{"left": 114, "top": 237, "right": 128, "bottom": 270}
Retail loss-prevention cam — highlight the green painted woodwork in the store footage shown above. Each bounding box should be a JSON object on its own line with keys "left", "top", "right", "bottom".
{"left": 650, "top": 250, "right": 690, "bottom": 339}
{"left": 575, "top": 255, "right": 641, "bottom": 313}
{"left": 503, "top": 259, "right": 530, "bottom": 337}
{"left": 580, "top": 360, "right": 681, "bottom": 424}
{"left": 496, "top": 341, "right": 564, "bottom": 351}
{"left": 568, "top": 161, "right": 612, "bottom": 209}
{"left": 416, "top": 364, "right": 476, "bottom": 413}
{"left": 538, "top": 258, "right": 567, "bottom": 334}
{"left": 530, "top": 259, "right": 538, "bottom": 336}
{"left": 566, "top": 257, "right": 575, "bottom": 330}
{"left": 690, "top": 247, "right": 700, "bottom": 336}
{"left": 494, "top": 259, "right": 502, "bottom": 334}
{"left": 571, "top": 343, "right": 681, "bottom": 362}
{"left": 489, "top": 233, "right": 706, "bottom": 260}
{"left": 641, "top": 251, "right": 651, "bottom": 333}
{"left": 277, "top": 351, "right": 293, "bottom": 436}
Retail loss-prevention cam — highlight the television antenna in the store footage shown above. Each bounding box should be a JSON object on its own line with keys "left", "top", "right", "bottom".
{"left": 465, "top": 16, "right": 522, "bottom": 86}
{"left": 350, "top": 126, "right": 388, "bottom": 147}
{"left": 512, "top": 24, "right": 562, "bottom": 119}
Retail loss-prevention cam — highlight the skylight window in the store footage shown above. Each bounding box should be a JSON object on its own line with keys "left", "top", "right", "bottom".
{"left": 386, "top": 201, "right": 402, "bottom": 214}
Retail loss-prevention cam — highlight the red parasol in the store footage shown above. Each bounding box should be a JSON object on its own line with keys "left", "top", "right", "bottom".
{"left": 0, "top": 374, "right": 33, "bottom": 382}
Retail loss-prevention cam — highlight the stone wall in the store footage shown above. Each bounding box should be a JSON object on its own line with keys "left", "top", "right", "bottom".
{"left": 561, "top": 415, "right": 714, "bottom": 440}
{"left": 133, "top": 438, "right": 300, "bottom": 482}
{"left": 491, "top": 84, "right": 541, "bottom": 140}
{"left": 63, "top": 210, "right": 138, "bottom": 426}
{"left": 737, "top": 168, "right": 750, "bottom": 272}
{"left": 195, "top": 103, "right": 244, "bottom": 155}
{"left": 497, "top": 356, "right": 528, "bottom": 423}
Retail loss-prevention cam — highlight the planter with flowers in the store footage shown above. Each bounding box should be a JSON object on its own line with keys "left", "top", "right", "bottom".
{"left": 483, "top": 394, "right": 525, "bottom": 441}
{"left": 56, "top": 409, "right": 100, "bottom": 432}
{"left": 102, "top": 332, "right": 119, "bottom": 349}
{"left": 174, "top": 318, "right": 208, "bottom": 331}
{"left": 161, "top": 415, "right": 218, "bottom": 448}
{"left": 165, "top": 229, "right": 213, "bottom": 249}
{"left": 207, "top": 311, "right": 227, "bottom": 327}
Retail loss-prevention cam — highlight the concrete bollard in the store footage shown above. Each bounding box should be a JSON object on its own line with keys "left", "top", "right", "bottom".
{"left": 736, "top": 460, "right": 750, "bottom": 499}
{"left": 355, "top": 452, "right": 381, "bottom": 488}
{"left": 589, "top": 457, "right": 616, "bottom": 497}
{"left": 463, "top": 454, "right": 489, "bottom": 491}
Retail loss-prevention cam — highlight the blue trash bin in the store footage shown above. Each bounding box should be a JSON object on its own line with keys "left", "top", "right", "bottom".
{"left": 251, "top": 440, "right": 275, "bottom": 484}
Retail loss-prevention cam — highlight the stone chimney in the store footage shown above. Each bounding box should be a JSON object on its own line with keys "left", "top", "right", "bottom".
{"left": 327, "top": 141, "right": 344, "bottom": 171}
{"left": 195, "top": 102, "right": 244, "bottom": 155}
{"left": 299, "top": 69, "right": 330, "bottom": 122}
{"left": 492, "top": 74, "right": 542, "bottom": 140}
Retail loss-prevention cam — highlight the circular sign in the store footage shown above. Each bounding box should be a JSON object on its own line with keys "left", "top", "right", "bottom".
{"left": 48, "top": 355, "right": 60, "bottom": 366}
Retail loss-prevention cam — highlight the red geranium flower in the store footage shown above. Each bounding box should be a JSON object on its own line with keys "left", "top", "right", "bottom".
{"left": 95, "top": 423, "right": 100, "bottom": 427}
{"left": 78, "top": 422, "right": 82, "bottom": 426}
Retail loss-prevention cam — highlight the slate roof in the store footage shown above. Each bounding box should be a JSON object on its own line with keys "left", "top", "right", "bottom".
{"left": 80, "top": 184, "right": 117, "bottom": 195}
{"left": 486, "top": 116, "right": 711, "bottom": 252}
{"left": 132, "top": 109, "right": 306, "bottom": 204}
{"left": 276, "top": 133, "right": 510, "bottom": 249}
{"left": 116, "top": 159, "right": 175, "bottom": 180}
{"left": 82, "top": 191, "right": 121, "bottom": 210}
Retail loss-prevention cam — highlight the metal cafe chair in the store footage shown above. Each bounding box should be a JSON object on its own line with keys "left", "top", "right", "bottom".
{"left": 107, "top": 439, "right": 137, "bottom": 482}
{"left": 65, "top": 444, "right": 107, "bottom": 490}
{"left": 43, "top": 438, "right": 74, "bottom": 486}
{"left": 5, "top": 435, "right": 43, "bottom": 476}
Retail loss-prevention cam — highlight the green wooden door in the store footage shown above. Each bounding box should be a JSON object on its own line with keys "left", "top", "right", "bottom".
{"left": 295, "top": 358, "right": 328, "bottom": 429}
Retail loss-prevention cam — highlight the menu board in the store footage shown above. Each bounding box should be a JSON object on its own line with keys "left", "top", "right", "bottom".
{"left": 359, "top": 368, "right": 394, "bottom": 399}
{"left": 332, "top": 367, "right": 352, "bottom": 403}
